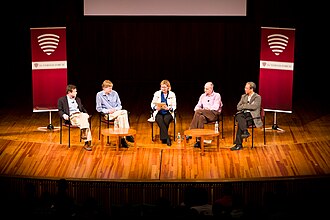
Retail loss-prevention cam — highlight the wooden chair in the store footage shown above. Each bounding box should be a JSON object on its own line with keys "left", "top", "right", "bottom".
{"left": 59, "top": 114, "right": 92, "bottom": 149}
{"left": 148, "top": 109, "right": 177, "bottom": 142}
{"left": 233, "top": 107, "right": 266, "bottom": 148}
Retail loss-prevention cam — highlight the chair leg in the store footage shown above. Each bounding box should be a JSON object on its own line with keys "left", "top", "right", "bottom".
{"left": 221, "top": 117, "right": 224, "bottom": 139}
{"left": 233, "top": 118, "right": 236, "bottom": 144}
{"left": 173, "top": 120, "right": 176, "bottom": 141}
{"left": 99, "top": 116, "right": 101, "bottom": 140}
{"left": 68, "top": 125, "right": 71, "bottom": 149}
{"left": 107, "top": 120, "right": 110, "bottom": 144}
{"left": 263, "top": 116, "right": 266, "bottom": 145}
{"left": 251, "top": 127, "right": 254, "bottom": 149}
{"left": 151, "top": 122, "right": 154, "bottom": 141}
{"left": 60, "top": 120, "right": 63, "bottom": 144}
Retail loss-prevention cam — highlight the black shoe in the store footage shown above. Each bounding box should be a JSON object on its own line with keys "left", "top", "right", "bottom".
{"left": 186, "top": 135, "right": 192, "bottom": 141}
{"left": 241, "top": 131, "right": 250, "bottom": 138}
{"left": 194, "top": 141, "right": 201, "bottom": 148}
{"left": 166, "top": 138, "right": 172, "bottom": 146}
{"left": 126, "top": 135, "right": 134, "bottom": 143}
{"left": 230, "top": 144, "right": 243, "bottom": 151}
{"left": 161, "top": 139, "right": 167, "bottom": 144}
{"left": 84, "top": 141, "right": 92, "bottom": 151}
{"left": 121, "top": 138, "right": 129, "bottom": 148}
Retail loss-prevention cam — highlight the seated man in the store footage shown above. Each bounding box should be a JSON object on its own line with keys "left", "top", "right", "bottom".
{"left": 231, "top": 81, "right": 263, "bottom": 151}
{"left": 188, "top": 82, "right": 223, "bottom": 148}
{"left": 58, "top": 84, "right": 92, "bottom": 151}
{"left": 96, "top": 80, "right": 134, "bottom": 148}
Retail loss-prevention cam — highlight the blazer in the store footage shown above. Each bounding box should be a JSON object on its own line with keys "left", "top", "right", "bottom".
{"left": 236, "top": 92, "right": 263, "bottom": 128}
{"left": 150, "top": 90, "right": 177, "bottom": 120}
{"left": 58, "top": 95, "right": 88, "bottom": 119}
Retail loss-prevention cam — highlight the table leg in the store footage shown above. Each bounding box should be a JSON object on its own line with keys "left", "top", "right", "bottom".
{"left": 183, "top": 135, "right": 186, "bottom": 150}
{"left": 101, "top": 134, "right": 104, "bottom": 147}
{"left": 200, "top": 136, "right": 205, "bottom": 156}
{"left": 217, "top": 135, "right": 220, "bottom": 152}
{"left": 116, "top": 136, "right": 120, "bottom": 151}
{"left": 133, "top": 134, "right": 136, "bottom": 149}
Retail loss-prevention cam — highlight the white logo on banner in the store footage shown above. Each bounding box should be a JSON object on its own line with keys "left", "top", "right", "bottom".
{"left": 37, "top": 33, "right": 60, "bottom": 55}
{"left": 267, "top": 34, "right": 289, "bottom": 56}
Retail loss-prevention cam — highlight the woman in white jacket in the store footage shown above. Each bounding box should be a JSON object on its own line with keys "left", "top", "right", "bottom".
{"left": 150, "top": 79, "right": 177, "bottom": 146}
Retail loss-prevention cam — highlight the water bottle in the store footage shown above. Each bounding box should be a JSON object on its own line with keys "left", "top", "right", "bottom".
{"left": 214, "top": 121, "right": 219, "bottom": 133}
{"left": 177, "top": 132, "right": 181, "bottom": 144}
{"left": 114, "top": 118, "right": 119, "bottom": 129}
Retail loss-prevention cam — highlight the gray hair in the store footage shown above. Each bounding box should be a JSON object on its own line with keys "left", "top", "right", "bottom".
{"left": 246, "top": 82, "right": 256, "bottom": 91}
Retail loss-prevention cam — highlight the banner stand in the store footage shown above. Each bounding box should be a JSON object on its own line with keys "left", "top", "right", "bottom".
{"left": 259, "top": 27, "right": 295, "bottom": 134}
{"left": 31, "top": 27, "right": 67, "bottom": 132}
{"left": 265, "top": 112, "right": 285, "bottom": 132}
{"left": 37, "top": 110, "right": 60, "bottom": 132}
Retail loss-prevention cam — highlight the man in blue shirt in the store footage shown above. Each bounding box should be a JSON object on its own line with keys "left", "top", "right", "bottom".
{"left": 96, "top": 80, "right": 134, "bottom": 148}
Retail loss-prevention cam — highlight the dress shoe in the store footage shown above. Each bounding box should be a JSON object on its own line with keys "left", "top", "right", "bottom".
{"left": 166, "top": 138, "right": 172, "bottom": 146}
{"left": 186, "top": 135, "right": 192, "bottom": 141}
{"left": 84, "top": 141, "right": 92, "bottom": 151}
{"left": 121, "top": 138, "right": 129, "bottom": 148}
{"left": 194, "top": 141, "right": 201, "bottom": 148}
{"left": 81, "top": 128, "right": 87, "bottom": 140}
{"left": 126, "top": 135, "right": 134, "bottom": 143}
{"left": 241, "top": 130, "right": 250, "bottom": 139}
{"left": 230, "top": 144, "right": 243, "bottom": 151}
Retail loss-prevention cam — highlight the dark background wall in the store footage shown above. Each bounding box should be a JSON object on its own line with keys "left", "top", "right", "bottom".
{"left": 3, "top": 0, "right": 325, "bottom": 114}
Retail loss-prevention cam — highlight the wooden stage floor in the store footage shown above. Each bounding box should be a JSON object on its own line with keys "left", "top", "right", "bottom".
{"left": 1, "top": 102, "right": 330, "bottom": 182}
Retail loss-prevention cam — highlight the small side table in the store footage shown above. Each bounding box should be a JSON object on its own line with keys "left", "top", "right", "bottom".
{"left": 101, "top": 128, "right": 137, "bottom": 151}
{"left": 183, "top": 129, "right": 220, "bottom": 156}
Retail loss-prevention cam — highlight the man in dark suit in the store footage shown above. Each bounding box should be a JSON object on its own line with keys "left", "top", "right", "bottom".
{"left": 58, "top": 84, "right": 92, "bottom": 151}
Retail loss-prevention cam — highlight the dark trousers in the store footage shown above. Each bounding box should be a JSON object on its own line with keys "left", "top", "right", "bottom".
{"left": 234, "top": 112, "right": 253, "bottom": 145}
{"left": 155, "top": 112, "right": 173, "bottom": 140}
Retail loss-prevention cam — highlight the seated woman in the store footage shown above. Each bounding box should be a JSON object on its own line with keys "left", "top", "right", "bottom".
{"left": 150, "top": 79, "right": 177, "bottom": 146}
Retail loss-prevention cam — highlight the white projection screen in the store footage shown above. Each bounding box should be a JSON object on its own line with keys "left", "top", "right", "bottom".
{"left": 84, "top": 0, "right": 247, "bottom": 16}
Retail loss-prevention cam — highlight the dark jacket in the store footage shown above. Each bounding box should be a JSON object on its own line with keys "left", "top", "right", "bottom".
{"left": 57, "top": 96, "right": 88, "bottom": 118}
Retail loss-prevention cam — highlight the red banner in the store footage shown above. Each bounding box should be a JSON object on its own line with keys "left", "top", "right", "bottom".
{"left": 259, "top": 27, "right": 295, "bottom": 113}
{"left": 30, "top": 27, "right": 67, "bottom": 112}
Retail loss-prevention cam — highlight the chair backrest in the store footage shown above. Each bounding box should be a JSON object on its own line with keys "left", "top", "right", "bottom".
{"left": 249, "top": 107, "right": 264, "bottom": 124}
{"left": 260, "top": 107, "right": 265, "bottom": 121}
{"left": 99, "top": 112, "right": 115, "bottom": 124}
